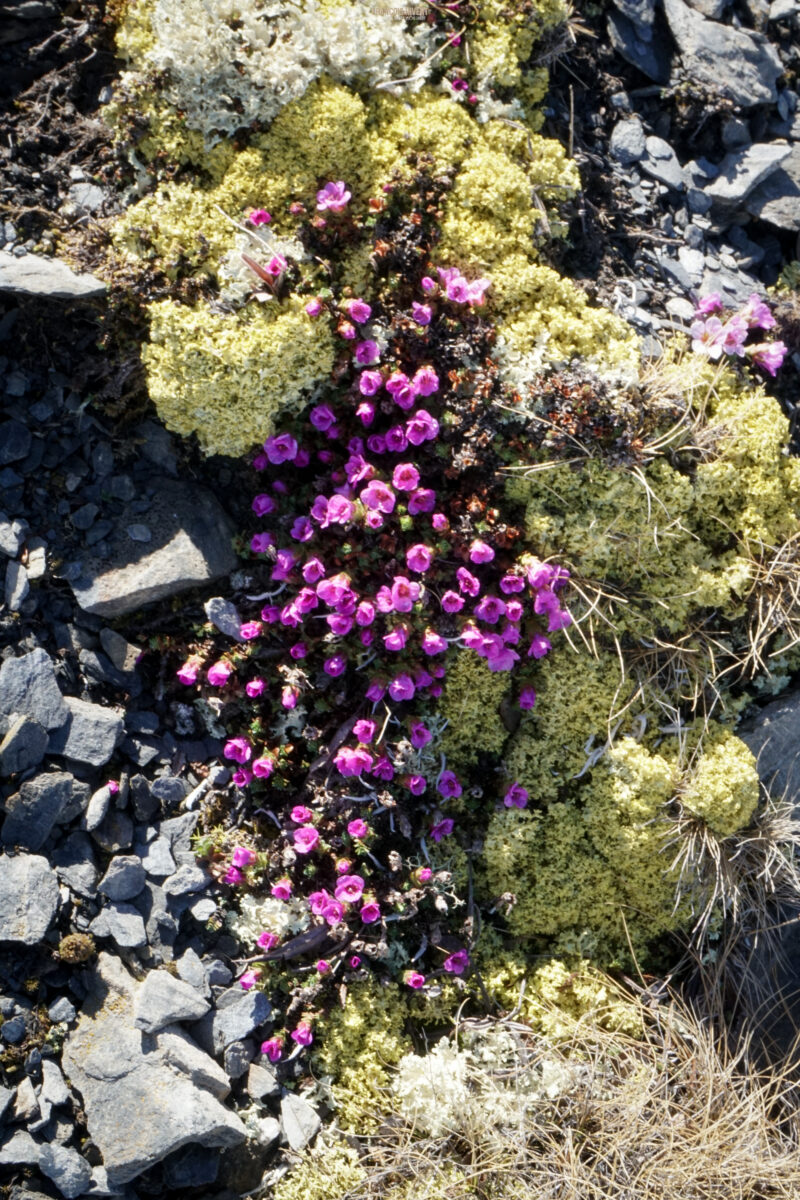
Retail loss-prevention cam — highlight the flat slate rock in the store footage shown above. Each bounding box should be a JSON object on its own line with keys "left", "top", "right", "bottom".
{"left": 133, "top": 970, "right": 211, "bottom": 1033}
{"left": 89, "top": 901, "right": 147, "bottom": 949}
{"left": 0, "top": 251, "right": 106, "bottom": 298}
{"left": 0, "top": 647, "right": 68, "bottom": 730}
{"left": 739, "top": 691, "right": 800, "bottom": 807}
{"left": 47, "top": 696, "right": 124, "bottom": 768}
{"left": 61, "top": 954, "right": 245, "bottom": 1186}
{"left": 0, "top": 853, "right": 59, "bottom": 944}
{"left": 704, "top": 142, "right": 792, "bottom": 211}
{"left": 746, "top": 143, "right": 800, "bottom": 230}
{"left": 38, "top": 1144, "right": 92, "bottom": 1200}
{"left": 1, "top": 771, "right": 76, "bottom": 850}
{"left": 69, "top": 477, "right": 237, "bottom": 618}
{"left": 607, "top": 9, "right": 670, "bottom": 83}
{"left": 663, "top": 0, "right": 783, "bottom": 107}
{"left": 0, "top": 714, "right": 48, "bottom": 776}
{"left": 280, "top": 1090, "right": 321, "bottom": 1152}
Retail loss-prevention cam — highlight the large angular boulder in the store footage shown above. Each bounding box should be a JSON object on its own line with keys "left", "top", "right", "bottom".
{"left": 663, "top": 0, "right": 783, "bottom": 107}
{"left": 61, "top": 954, "right": 246, "bottom": 1186}
{"left": 0, "top": 853, "right": 60, "bottom": 944}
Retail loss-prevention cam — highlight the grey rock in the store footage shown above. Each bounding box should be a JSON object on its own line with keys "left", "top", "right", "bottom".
{"left": 740, "top": 692, "right": 800, "bottom": 805}
{"left": 39, "top": 1143, "right": 93, "bottom": 1199}
{"left": 280, "top": 1090, "right": 321, "bottom": 1152}
{"left": 72, "top": 502, "right": 98, "bottom": 531}
{"left": 705, "top": 142, "right": 792, "bottom": 212}
{"left": 133, "top": 971, "right": 211, "bottom": 1033}
{"left": 62, "top": 954, "right": 245, "bottom": 1185}
{"left": 1, "top": 1016, "right": 26, "bottom": 1043}
{"left": 139, "top": 836, "right": 176, "bottom": 878}
{"left": 665, "top": 296, "right": 696, "bottom": 321}
{"left": 48, "top": 696, "right": 124, "bottom": 768}
{"left": 247, "top": 1061, "right": 280, "bottom": 1101}
{"left": 90, "top": 902, "right": 147, "bottom": 950}
{"left": 212, "top": 991, "right": 271, "bottom": 1052}
{"left": 687, "top": 186, "right": 712, "bottom": 214}
{"left": 40, "top": 1059, "right": 70, "bottom": 1107}
{"left": 0, "top": 1085, "right": 13, "bottom": 1119}
{"left": 130, "top": 774, "right": 158, "bottom": 821}
{"left": 722, "top": 116, "right": 751, "bottom": 150}
{"left": 163, "top": 1144, "right": 219, "bottom": 1189}
{"left": 189, "top": 896, "right": 217, "bottom": 922}
{"left": 69, "top": 478, "right": 237, "bottom": 618}
{"left": 48, "top": 997, "right": 77, "bottom": 1024}
{"left": 224, "top": 1040, "right": 252, "bottom": 1078}
{"left": 99, "top": 628, "right": 141, "bottom": 672}
{"left": 176, "top": 947, "right": 210, "bottom": 996}
{"left": 611, "top": 0, "right": 655, "bottom": 32}
{"left": 68, "top": 182, "right": 106, "bottom": 213}
{"left": 151, "top": 776, "right": 188, "bottom": 810}
{"left": 13, "top": 1076, "right": 38, "bottom": 1121}
{"left": 0, "top": 715, "right": 48, "bottom": 776}
{"left": 91, "top": 807, "right": 134, "bottom": 852}
{"left": 685, "top": 0, "right": 729, "bottom": 15}
{"left": 677, "top": 245, "right": 705, "bottom": 285}
{"left": 25, "top": 538, "right": 47, "bottom": 581}
{"left": 641, "top": 136, "right": 684, "bottom": 190}
{"left": 2, "top": 772, "right": 76, "bottom": 850}
{"left": 699, "top": 261, "right": 763, "bottom": 307}
{"left": 52, "top": 832, "right": 98, "bottom": 898}
{"left": 607, "top": 10, "right": 669, "bottom": 82}
{"left": 0, "top": 250, "right": 106, "bottom": 298}
{"left": 746, "top": 143, "right": 800, "bottom": 230}
{"left": 127, "top": 523, "right": 151, "bottom": 543}
{"left": 205, "top": 959, "right": 232, "bottom": 987}
{"left": 0, "top": 512, "right": 23, "bottom": 556}
{"left": 82, "top": 784, "right": 112, "bottom": 833}
{"left": 0, "top": 853, "right": 59, "bottom": 944}
{"left": 769, "top": 0, "right": 797, "bottom": 16}
{"left": 162, "top": 864, "right": 211, "bottom": 897}
{"left": 203, "top": 595, "right": 245, "bottom": 641}
{"left": 0, "top": 648, "right": 68, "bottom": 730}
{"left": 252, "top": 1115, "right": 281, "bottom": 1148}
{"left": 0, "top": 419, "right": 31, "bottom": 465}
{"left": 610, "top": 118, "right": 646, "bottom": 165}
{"left": 663, "top": 0, "right": 783, "bottom": 107}
{"left": 0, "top": 1129, "right": 41, "bottom": 1165}
{"left": 5, "top": 559, "right": 29, "bottom": 609}
{"left": 98, "top": 855, "right": 146, "bottom": 902}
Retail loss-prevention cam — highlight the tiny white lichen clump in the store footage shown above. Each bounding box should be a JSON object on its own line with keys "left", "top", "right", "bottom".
{"left": 393, "top": 1040, "right": 470, "bottom": 1137}
{"left": 228, "top": 892, "right": 310, "bottom": 946}
{"left": 218, "top": 230, "right": 308, "bottom": 307}
{"left": 147, "top": 0, "right": 436, "bottom": 145}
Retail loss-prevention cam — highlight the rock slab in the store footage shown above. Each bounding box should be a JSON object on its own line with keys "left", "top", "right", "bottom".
{"left": 47, "top": 696, "right": 124, "bottom": 767}
{"left": 133, "top": 971, "right": 211, "bottom": 1033}
{"left": 0, "top": 853, "right": 59, "bottom": 944}
{"left": 663, "top": 0, "right": 783, "bottom": 107}
{"left": 61, "top": 954, "right": 246, "bottom": 1186}
{"left": 0, "top": 648, "right": 68, "bottom": 730}
{"left": 0, "top": 251, "right": 106, "bottom": 298}
{"left": 1, "top": 772, "right": 76, "bottom": 850}
{"left": 70, "top": 477, "right": 238, "bottom": 617}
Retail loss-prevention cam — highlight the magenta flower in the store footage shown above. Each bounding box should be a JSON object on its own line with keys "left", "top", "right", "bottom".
{"left": 207, "top": 661, "right": 233, "bottom": 687}
{"left": 316, "top": 959, "right": 330, "bottom": 974}
{"left": 271, "top": 878, "right": 292, "bottom": 899}
{"left": 265, "top": 253, "right": 287, "bottom": 277}
{"left": 326, "top": 495, "right": 356, "bottom": 526}
{"left": 334, "top": 746, "right": 374, "bottom": 777}
{"left": 324, "top": 654, "right": 347, "bottom": 677}
{"left": 405, "top": 971, "right": 426, "bottom": 989}
{"left": 335, "top": 874, "right": 366, "bottom": 903}
{"left": 252, "top": 756, "right": 275, "bottom": 779}
{"left": 248, "top": 208, "right": 271, "bottom": 226}
{"left": 355, "top": 340, "right": 380, "bottom": 365}
{"left": 469, "top": 539, "right": 495, "bottom": 564}
{"left": 239, "top": 969, "right": 261, "bottom": 990}
{"left": 475, "top": 596, "right": 506, "bottom": 624}
{"left": 740, "top": 293, "right": 775, "bottom": 330}
{"left": 224, "top": 738, "right": 252, "bottom": 764}
{"left": 305, "top": 298, "right": 322, "bottom": 317}
{"left": 720, "top": 315, "right": 748, "bottom": 356}
{"left": 547, "top": 608, "right": 572, "bottom": 633}
{"left": 695, "top": 292, "right": 723, "bottom": 317}
{"left": 176, "top": 659, "right": 200, "bottom": 686}
{"left": 250, "top": 532, "right": 274, "bottom": 554}
{"left": 431, "top": 817, "right": 455, "bottom": 842}
{"left": 519, "top": 686, "right": 536, "bottom": 710}
{"left": 356, "top": 400, "right": 376, "bottom": 426}
{"left": 406, "top": 409, "right": 439, "bottom": 445}
{"left": 443, "top": 949, "right": 470, "bottom": 975}
{"left": 303, "top": 556, "right": 326, "bottom": 583}
{"left": 406, "top": 774, "right": 427, "bottom": 795}
{"left": 406, "top": 543, "right": 433, "bottom": 573}
{"left": 412, "top": 366, "right": 439, "bottom": 396}
{"left": 528, "top": 633, "right": 552, "bottom": 659}
{"left": 348, "top": 818, "right": 369, "bottom": 838}
{"left": 417, "top": 867, "right": 433, "bottom": 883}
{"left": 422, "top": 628, "right": 447, "bottom": 655}
{"left": 291, "top": 805, "right": 313, "bottom": 823}
{"left": 224, "top": 866, "right": 243, "bottom": 885}
{"left": 432, "top": 512, "right": 448, "bottom": 532}
{"left": 408, "top": 488, "right": 435, "bottom": 514}
{"left": 263, "top": 433, "right": 298, "bottom": 464}
{"left": 310, "top": 404, "right": 337, "bottom": 431}
{"left": 384, "top": 626, "right": 408, "bottom": 651}
{"left": 388, "top": 673, "right": 416, "bottom": 702}
{"left": 354, "top": 718, "right": 377, "bottom": 743}
{"left": 358, "top": 370, "right": 382, "bottom": 397}
{"left": 392, "top": 462, "right": 420, "bottom": 491}
{"left": 281, "top": 685, "right": 299, "bottom": 709}
{"left": 272, "top": 548, "right": 297, "bottom": 581}
{"left": 365, "top": 681, "right": 386, "bottom": 702}
{"left": 421, "top": 275, "right": 436, "bottom": 293}
{"left": 322, "top": 899, "right": 343, "bottom": 925}
{"left": 251, "top": 493, "right": 276, "bottom": 517}
{"left": 257, "top": 930, "right": 279, "bottom": 951}
{"left": 386, "top": 371, "right": 417, "bottom": 410}
{"left": 385, "top": 425, "right": 408, "bottom": 454}
{"left": 360, "top": 479, "right": 396, "bottom": 513}
{"left": 240, "top": 621, "right": 263, "bottom": 640}
{"left": 316, "top": 180, "right": 351, "bottom": 212}
{"left": 500, "top": 573, "right": 525, "bottom": 594}
{"left": 231, "top": 846, "right": 256, "bottom": 868}
{"left": 437, "top": 771, "right": 462, "bottom": 799}
{"left": 410, "top": 721, "right": 432, "bottom": 749}
{"left": 504, "top": 782, "right": 529, "bottom": 809}
{"left": 411, "top": 302, "right": 432, "bottom": 326}
{"left": 350, "top": 955, "right": 362, "bottom": 969}
{"left": 372, "top": 755, "right": 394, "bottom": 781}
{"left": 356, "top": 600, "right": 376, "bottom": 626}
{"left": 391, "top": 575, "right": 421, "bottom": 612}
{"left": 441, "top": 590, "right": 465, "bottom": 614}
{"left": 261, "top": 1036, "right": 283, "bottom": 1062}
{"left": 749, "top": 340, "right": 787, "bottom": 376}
{"left": 456, "top": 567, "right": 481, "bottom": 597}
{"left": 360, "top": 902, "right": 381, "bottom": 924}
{"left": 290, "top": 1021, "right": 314, "bottom": 1046}
{"left": 294, "top": 825, "right": 320, "bottom": 854}
{"left": 346, "top": 298, "right": 372, "bottom": 323}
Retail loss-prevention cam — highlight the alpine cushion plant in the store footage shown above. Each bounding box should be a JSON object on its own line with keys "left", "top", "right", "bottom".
{"left": 174, "top": 170, "right": 573, "bottom": 1053}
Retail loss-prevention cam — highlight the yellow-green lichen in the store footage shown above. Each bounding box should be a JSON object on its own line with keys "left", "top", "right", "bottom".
{"left": 143, "top": 299, "right": 335, "bottom": 455}
{"left": 273, "top": 1134, "right": 365, "bottom": 1200}
{"left": 440, "top": 652, "right": 511, "bottom": 769}
{"left": 680, "top": 730, "right": 759, "bottom": 836}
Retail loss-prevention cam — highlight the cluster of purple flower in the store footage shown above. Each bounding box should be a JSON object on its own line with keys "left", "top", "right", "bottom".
{"left": 690, "top": 292, "right": 787, "bottom": 376}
